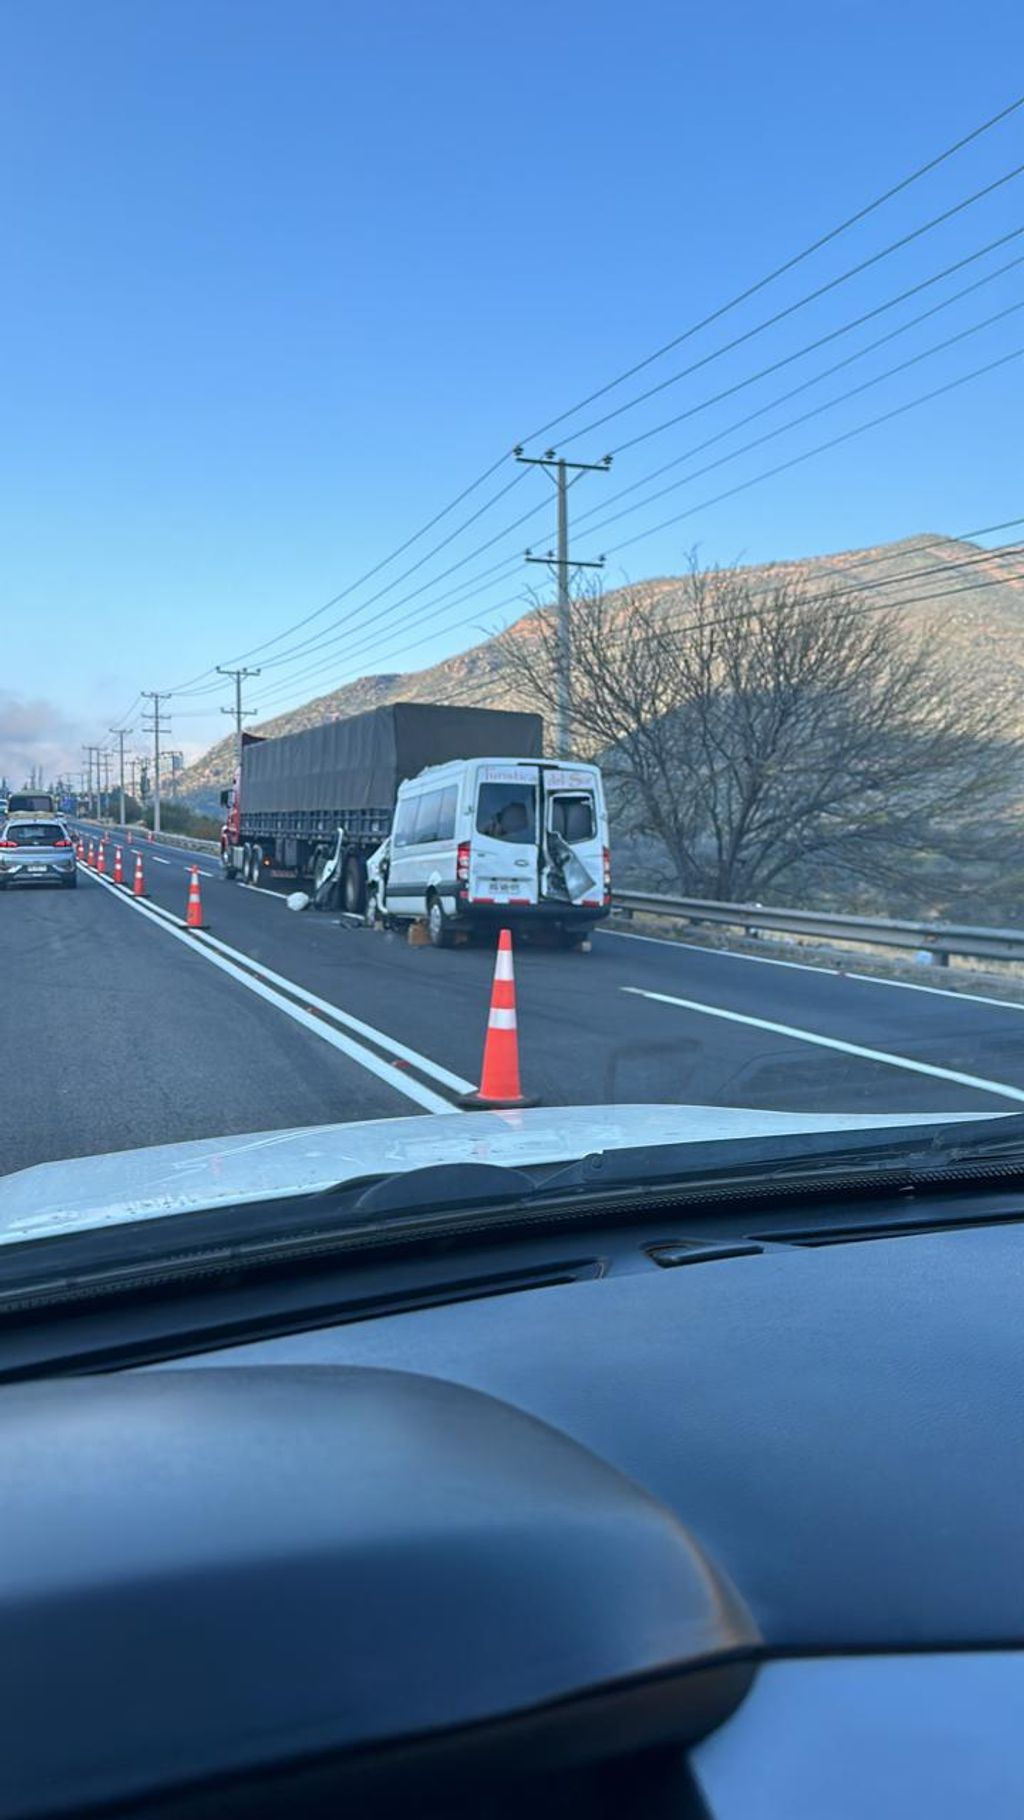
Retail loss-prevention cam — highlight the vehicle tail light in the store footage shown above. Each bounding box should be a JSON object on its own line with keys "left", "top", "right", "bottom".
{"left": 456, "top": 841, "right": 471, "bottom": 888}
{"left": 0, "top": 839, "right": 18, "bottom": 849}
{"left": 603, "top": 846, "right": 611, "bottom": 902}
{"left": 53, "top": 838, "right": 73, "bottom": 848}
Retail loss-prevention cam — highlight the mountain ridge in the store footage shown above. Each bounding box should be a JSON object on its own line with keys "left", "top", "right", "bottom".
{"left": 176, "top": 532, "right": 1024, "bottom": 807}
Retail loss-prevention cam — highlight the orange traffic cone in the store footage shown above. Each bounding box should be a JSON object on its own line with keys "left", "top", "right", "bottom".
{"left": 133, "top": 854, "right": 145, "bottom": 897}
{"left": 113, "top": 847, "right": 124, "bottom": 885}
{"left": 460, "top": 928, "right": 538, "bottom": 1109}
{"left": 185, "top": 865, "right": 205, "bottom": 929}
{"left": 96, "top": 842, "right": 105, "bottom": 875}
{"left": 87, "top": 840, "right": 95, "bottom": 868}
{"left": 76, "top": 837, "right": 84, "bottom": 861}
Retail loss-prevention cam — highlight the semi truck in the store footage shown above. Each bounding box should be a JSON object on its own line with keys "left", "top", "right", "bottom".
{"left": 220, "top": 703, "right": 544, "bottom": 913}
{"left": 219, "top": 701, "right": 611, "bottom": 946}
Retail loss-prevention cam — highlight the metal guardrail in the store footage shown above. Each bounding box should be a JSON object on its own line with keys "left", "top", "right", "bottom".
{"left": 73, "top": 814, "right": 1023, "bottom": 965}
{"left": 76, "top": 820, "right": 221, "bottom": 855}
{"left": 612, "top": 891, "right": 1024, "bottom": 967}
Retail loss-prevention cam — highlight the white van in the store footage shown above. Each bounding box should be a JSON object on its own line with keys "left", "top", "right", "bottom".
{"left": 366, "top": 756, "right": 610, "bottom": 948}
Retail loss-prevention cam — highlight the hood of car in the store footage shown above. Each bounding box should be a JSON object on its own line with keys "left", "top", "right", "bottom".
{"left": 0, "top": 1102, "right": 982, "bottom": 1246}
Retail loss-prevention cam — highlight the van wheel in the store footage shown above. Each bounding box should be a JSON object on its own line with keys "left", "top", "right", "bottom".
{"left": 342, "top": 854, "right": 367, "bottom": 916}
{"left": 427, "top": 894, "right": 453, "bottom": 949}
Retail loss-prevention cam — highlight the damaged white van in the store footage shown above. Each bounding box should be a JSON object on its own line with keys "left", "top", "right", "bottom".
{"left": 365, "top": 757, "right": 611, "bottom": 948}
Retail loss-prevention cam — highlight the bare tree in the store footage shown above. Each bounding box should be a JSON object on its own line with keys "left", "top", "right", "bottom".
{"left": 495, "top": 562, "right": 1024, "bottom": 905}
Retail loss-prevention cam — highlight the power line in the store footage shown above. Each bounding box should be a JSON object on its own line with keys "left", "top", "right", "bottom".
{"left": 577, "top": 298, "right": 1024, "bottom": 543}
{"left": 600, "top": 345, "right": 1024, "bottom": 559}
{"left": 244, "top": 554, "right": 529, "bottom": 709}
{"left": 649, "top": 541, "right": 1024, "bottom": 638}
{"left": 198, "top": 241, "right": 1024, "bottom": 711}
{"left": 518, "top": 92, "right": 1024, "bottom": 450}
{"left": 164, "top": 98, "right": 1024, "bottom": 705}
{"left": 247, "top": 520, "right": 1024, "bottom": 726}
{"left": 431, "top": 562, "right": 1024, "bottom": 716}
{"left": 161, "top": 456, "right": 523, "bottom": 696}
{"left": 570, "top": 231, "right": 1024, "bottom": 511}
{"left": 558, "top": 160, "right": 1024, "bottom": 456}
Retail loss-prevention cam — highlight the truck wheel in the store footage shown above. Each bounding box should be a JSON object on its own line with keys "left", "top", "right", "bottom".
{"left": 251, "top": 844, "right": 264, "bottom": 884}
{"left": 241, "top": 844, "right": 254, "bottom": 884}
{"left": 427, "top": 894, "right": 453, "bottom": 949}
{"left": 342, "top": 854, "right": 367, "bottom": 916}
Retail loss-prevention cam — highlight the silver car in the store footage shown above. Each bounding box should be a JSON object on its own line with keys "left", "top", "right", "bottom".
{"left": 0, "top": 818, "right": 77, "bottom": 890}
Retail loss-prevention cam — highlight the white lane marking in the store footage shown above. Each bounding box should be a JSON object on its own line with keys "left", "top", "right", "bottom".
{"left": 238, "top": 881, "right": 282, "bottom": 898}
{"left": 88, "top": 871, "right": 461, "bottom": 1114}
{"left": 194, "top": 926, "right": 476, "bottom": 1094}
{"left": 622, "top": 985, "right": 1024, "bottom": 1105}
{"left": 604, "top": 925, "right": 1024, "bottom": 1013}
{"left": 845, "top": 971, "right": 1024, "bottom": 1012}
{"left": 148, "top": 854, "right": 171, "bottom": 865}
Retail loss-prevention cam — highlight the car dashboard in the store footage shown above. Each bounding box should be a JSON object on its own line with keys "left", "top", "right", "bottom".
{"left": 2, "top": 1197, "right": 1024, "bottom": 1818}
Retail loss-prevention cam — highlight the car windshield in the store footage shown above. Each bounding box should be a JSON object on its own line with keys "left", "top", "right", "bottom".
{"left": 2, "top": 6, "right": 1022, "bottom": 1280}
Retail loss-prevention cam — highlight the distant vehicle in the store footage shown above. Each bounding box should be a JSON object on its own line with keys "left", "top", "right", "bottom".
{"left": 0, "top": 817, "right": 77, "bottom": 890}
{"left": 366, "top": 757, "right": 610, "bottom": 948}
{"left": 6, "top": 791, "right": 56, "bottom": 818}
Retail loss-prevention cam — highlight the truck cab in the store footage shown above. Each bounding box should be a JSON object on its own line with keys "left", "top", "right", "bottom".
{"left": 367, "top": 757, "right": 610, "bottom": 948}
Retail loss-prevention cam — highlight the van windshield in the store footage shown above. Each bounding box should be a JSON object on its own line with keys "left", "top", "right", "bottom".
{"left": 476, "top": 782, "right": 536, "bottom": 844}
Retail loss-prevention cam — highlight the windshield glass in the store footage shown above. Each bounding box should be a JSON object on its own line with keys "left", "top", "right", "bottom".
{"left": 2, "top": 4, "right": 1022, "bottom": 1275}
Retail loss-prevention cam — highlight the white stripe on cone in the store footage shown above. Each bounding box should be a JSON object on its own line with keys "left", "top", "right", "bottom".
{"left": 488, "top": 1008, "right": 517, "bottom": 1030}
{"left": 493, "top": 948, "right": 515, "bottom": 982}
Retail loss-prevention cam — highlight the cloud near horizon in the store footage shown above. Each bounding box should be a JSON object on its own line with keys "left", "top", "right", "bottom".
{"left": 0, "top": 692, "right": 89, "bottom": 789}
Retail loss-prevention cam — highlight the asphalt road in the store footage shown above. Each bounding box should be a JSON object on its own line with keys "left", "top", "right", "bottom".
{"left": 7, "top": 822, "right": 1024, "bottom": 1177}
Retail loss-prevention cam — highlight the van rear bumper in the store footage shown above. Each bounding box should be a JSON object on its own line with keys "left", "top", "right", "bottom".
{"left": 458, "top": 895, "right": 610, "bottom": 927}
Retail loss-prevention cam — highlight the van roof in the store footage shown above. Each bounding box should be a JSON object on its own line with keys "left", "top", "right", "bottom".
{"left": 405, "top": 756, "right": 602, "bottom": 783}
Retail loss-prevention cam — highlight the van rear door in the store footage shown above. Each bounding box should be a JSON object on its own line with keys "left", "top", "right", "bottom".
{"left": 541, "top": 768, "right": 605, "bottom": 910}
{"left": 469, "top": 766, "right": 540, "bottom": 906}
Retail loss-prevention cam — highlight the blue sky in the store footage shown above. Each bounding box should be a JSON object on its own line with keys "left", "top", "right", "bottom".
{"left": 1, "top": 0, "right": 1022, "bottom": 784}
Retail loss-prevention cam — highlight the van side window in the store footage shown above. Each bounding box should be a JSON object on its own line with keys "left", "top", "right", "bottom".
{"left": 476, "top": 783, "right": 536, "bottom": 844}
{"left": 436, "top": 784, "right": 458, "bottom": 842}
{"left": 412, "top": 789, "right": 444, "bottom": 845}
{"left": 550, "top": 794, "right": 595, "bottom": 842}
{"left": 392, "top": 797, "right": 418, "bottom": 848}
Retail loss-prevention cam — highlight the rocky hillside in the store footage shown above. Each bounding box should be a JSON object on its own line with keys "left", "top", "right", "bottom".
{"left": 178, "top": 533, "right": 1024, "bottom": 808}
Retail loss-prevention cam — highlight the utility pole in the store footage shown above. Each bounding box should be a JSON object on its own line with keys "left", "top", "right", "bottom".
{"left": 83, "top": 745, "right": 102, "bottom": 818}
{"left": 128, "top": 754, "right": 139, "bottom": 801}
{"left": 141, "top": 692, "right": 171, "bottom": 837}
{"left": 110, "top": 725, "right": 131, "bottom": 826}
{"left": 515, "top": 448, "right": 610, "bottom": 754}
{"left": 101, "top": 750, "right": 112, "bottom": 816}
{"left": 217, "top": 666, "right": 261, "bottom": 768}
